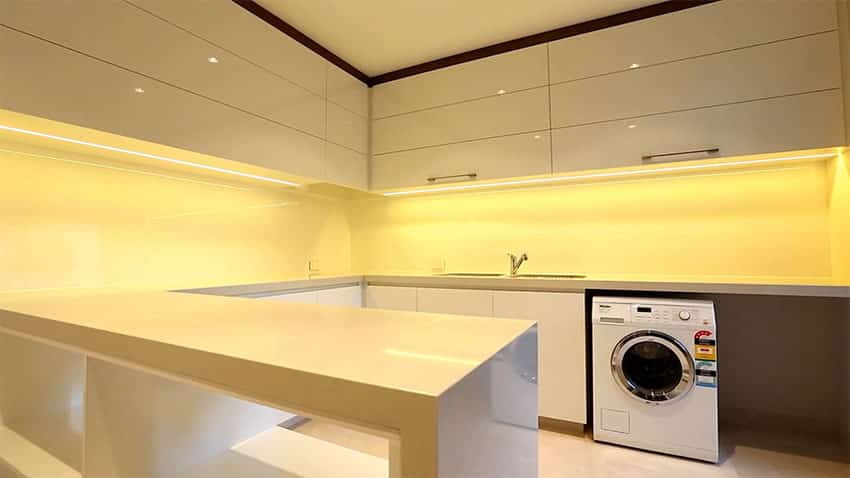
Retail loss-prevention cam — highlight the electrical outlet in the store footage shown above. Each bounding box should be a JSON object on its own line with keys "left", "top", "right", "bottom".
{"left": 308, "top": 260, "right": 321, "bottom": 272}
{"left": 430, "top": 257, "right": 446, "bottom": 274}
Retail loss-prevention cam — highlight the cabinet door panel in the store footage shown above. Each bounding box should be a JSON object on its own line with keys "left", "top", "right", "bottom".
{"left": 260, "top": 291, "right": 318, "bottom": 304}
{"left": 550, "top": 32, "right": 841, "bottom": 128}
{"left": 324, "top": 143, "right": 368, "bottom": 190}
{"left": 549, "top": 0, "right": 837, "bottom": 83}
{"left": 552, "top": 90, "right": 845, "bottom": 173}
{"left": 5, "top": 0, "right": 326, "bottom": 138}
{"left": 372, "top": 87, "right": 549, "bottom": 154}
{"left": 315, "top": 286, "right": 363, "bottom": 307}
{"left": 0, "top": 27, "right": 326, "bottom": 181}
{"left": 126, "top": 0, "right": 327, "bottom": 96}
{"left": 416, "top": 288, "right": 493, "bottom": 317}
{"left": 327, "top": 103, "right": 369, "bottom": 154}
{"left": 365, "top": 286, "right": 417, "bottom": 312}
{"left": 371, "top": 131, "right": 550, "bottom": 190}
{"left": 327, "top": 64, "right": 369, "bottom": 118}
{"left": 493, "top": 291, "right": 586, "bottom": 424}
{"left": 373, "top": 45, "right": 548, "bottom": 118}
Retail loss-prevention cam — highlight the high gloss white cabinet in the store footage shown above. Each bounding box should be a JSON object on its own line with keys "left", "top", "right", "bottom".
{"left": 552, "top": 90, "right": 846, "bottom": 172}
{"left": 259, "top": 286, "right": 363, "bottom": 308}
{"left": 364, "top": 286, "right": 418, "bottom": 312}
{"left": 371, "top": 131, "right": 551, "bottom": 190}
{"left": 548, "top": 0, "right": 838, "bottom": 84}
{"left": 372, "top": 45, "right": 548, "bottom": 119}
{"left": 550, "top": 32, "right": 841, "bottom": 129}
{"left": 372, "top": 86, "right": 550, "bottom": 155}
{"left": 415, "top": 288, "right": 494, "bottom": 317}
{"left": 365, "top": 285, "right": 588, "bottom": 424}
{"left": 492, "top": 291, "right": 586, "bottom": 424}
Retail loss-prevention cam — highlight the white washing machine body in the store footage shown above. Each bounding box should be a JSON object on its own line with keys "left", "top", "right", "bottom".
{"left": 592, "top": 297, "right": 719, "bottom": 462}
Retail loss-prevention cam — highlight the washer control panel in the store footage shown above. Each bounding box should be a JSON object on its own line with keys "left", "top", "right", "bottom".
{"left": 594, "top": 298, "right": 716, "bottom": 328}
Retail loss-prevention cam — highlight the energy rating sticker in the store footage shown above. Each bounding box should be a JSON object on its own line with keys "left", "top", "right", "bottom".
{"left": 695, "top": 344, "right": 716, "bottom": 361}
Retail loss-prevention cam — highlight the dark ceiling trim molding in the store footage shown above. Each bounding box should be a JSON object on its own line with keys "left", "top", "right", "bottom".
{"left": 234, "top": 0, "right": 719, "bottom": 88}
{"left": 232, "top": 0, "right": 370, "bottom": 84}
{"left": 369, "top": 0, "right": 719, "bottom": 86}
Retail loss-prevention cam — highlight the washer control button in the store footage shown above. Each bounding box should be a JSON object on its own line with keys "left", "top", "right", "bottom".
{"left": 678, "top": 310, "right": 691, "bottom": 321}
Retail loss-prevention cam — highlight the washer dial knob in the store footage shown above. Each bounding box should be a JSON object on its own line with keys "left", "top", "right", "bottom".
{"left": 678, "top": 310, "right": 691, "bottom": 321}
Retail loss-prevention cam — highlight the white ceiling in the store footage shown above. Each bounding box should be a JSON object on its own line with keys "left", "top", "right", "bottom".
{"left": 255, "top": 0, "right": 660, "bottom": 77}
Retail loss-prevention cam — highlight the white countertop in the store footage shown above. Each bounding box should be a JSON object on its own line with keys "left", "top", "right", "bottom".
{"left": 0, "top": 289, "right": 532, "bottom": 397}
{"left": 181, "top": 273, "right": 850, "bottom": 298}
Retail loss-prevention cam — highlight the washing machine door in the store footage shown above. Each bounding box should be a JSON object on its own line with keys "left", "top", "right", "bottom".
{"left": 611, "top": 330, "right": 695, "bottom": 404}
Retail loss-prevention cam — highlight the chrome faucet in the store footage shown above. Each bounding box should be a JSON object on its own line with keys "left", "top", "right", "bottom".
{"left": 507, "top": 252, "right": 528, "bottom": 276}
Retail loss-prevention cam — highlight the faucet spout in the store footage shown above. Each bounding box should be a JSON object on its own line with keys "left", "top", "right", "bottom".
{"left": 508, "top": 252, "right": 529, "bottom": 276}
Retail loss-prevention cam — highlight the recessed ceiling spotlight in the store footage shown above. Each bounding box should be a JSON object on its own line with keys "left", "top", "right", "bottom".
{"left": 533, "top": 135, "right": 542, "bottom": 139}
{"left": 496, "top": 89, "right": 507, "bottom": 95}
{"left": 207, "top": 56, "right": 219, "bottom": 64}
{"left": 133, "top": 87, "right": 145, "bottom": 93}
{"left": 627, "top": 124, "right": 637, "bottom": 129}
{"left": 629, "top": 63, "right": 640, "bottom": 69}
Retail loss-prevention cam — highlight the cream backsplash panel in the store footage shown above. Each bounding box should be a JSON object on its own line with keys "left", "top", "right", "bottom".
{"left": 0, "top": 143, "right": 352, "bottom": 291}
{"left": 352, "top": 163, "right": 835, "bottom": 280}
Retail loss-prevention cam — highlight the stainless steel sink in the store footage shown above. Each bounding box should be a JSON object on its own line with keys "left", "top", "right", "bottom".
{"left": 436, "top": 272, "right": 505, "bottom": 277}
{"left": 513, "top": 273, "right": 586, "bottom": 279}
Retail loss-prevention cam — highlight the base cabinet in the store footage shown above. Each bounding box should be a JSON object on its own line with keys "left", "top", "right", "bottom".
{"left": 493, "top": 291, "right": 586, "bottom": 424}
{"left": 365, "top": 285, "right": 587, "bottom": 425}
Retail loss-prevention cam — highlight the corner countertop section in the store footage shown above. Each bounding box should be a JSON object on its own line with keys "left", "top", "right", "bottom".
{"left": 363, "top": 273, "right": 850, "bottom": 298}
{"left": 0, "top": 290, "right": 533, "bottom": 398}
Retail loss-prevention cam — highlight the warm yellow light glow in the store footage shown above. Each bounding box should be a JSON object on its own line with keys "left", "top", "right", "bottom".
{"left": 0, "top": 124, "right": 301, "bottom": 187}
{"left": 381, "top": 153, "right": 837, "bottom": 197}
{"left": 384, "top": 348, "right": 479, "bottom": 366}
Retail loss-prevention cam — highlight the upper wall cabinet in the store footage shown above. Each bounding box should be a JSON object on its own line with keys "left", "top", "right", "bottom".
{"left": 550, "top": 31, "right": 841, "bottom": 129}
{"left": 125, "top": 0, "right": 327, "bottom": 97}
{"left": 372, "top": 45, "right": 548, "bottom": 119}
{"left": 372, "top": 87, "right": 550, "bottom": 155}
{"left": 0, "top": 26, "right": 327, "bottom": 181}
{"left": 3, "top": 0, "right": 326, "bottom": 138}
{"left": 548, "top": 0, "right": 837, "bottom": 83}
{"left": 327, "top": 64, "right": 369, "bottom": 118}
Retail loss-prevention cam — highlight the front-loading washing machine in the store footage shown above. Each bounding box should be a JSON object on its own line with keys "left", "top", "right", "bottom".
{"left": 592, "top": 296, "right": 719, "bottom": 462}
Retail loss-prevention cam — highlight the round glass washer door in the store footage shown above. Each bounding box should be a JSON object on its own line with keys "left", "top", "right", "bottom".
{"left": 611, "top": 330, "right": 695, "bottom": 404}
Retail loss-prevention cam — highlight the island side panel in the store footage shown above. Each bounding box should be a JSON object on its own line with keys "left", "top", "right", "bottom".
{"left": 437, "top": 327, "right": 539, "bottom": 477}
{"left": 84, "top": 358, "right": 289, "bottom": 478}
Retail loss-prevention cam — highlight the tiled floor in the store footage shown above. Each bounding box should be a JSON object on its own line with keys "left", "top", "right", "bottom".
{"left": 294, "top": 420, "right": 850, "bottom": 477}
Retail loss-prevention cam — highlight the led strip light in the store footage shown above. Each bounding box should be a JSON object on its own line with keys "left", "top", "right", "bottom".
{"left": 0, "top": 124, "right": 301, "bottom": 187}
{"left": 381, "top": 152, "right": 838, "bottom": 197}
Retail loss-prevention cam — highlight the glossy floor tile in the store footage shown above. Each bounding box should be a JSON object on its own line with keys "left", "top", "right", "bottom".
{"left": 294, "top": 420, "right": 850, "bottom": 477}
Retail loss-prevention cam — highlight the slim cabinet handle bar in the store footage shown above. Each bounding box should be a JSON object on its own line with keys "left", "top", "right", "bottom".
{"left": 426, "top": 173, "right": 478, "bottom": 183}
{"left": 641, "top": 148, "right": 720, "bottom": 161}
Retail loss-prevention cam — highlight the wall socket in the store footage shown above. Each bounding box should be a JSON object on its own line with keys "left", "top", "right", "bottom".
{"left": 308, "top": 260, "right": 321, "bottom": 272}
{"left": 430, "top": 257, "right": 446, "bottom": 274}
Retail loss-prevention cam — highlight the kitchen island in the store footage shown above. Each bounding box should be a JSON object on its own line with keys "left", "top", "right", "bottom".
{"left": 0, "top": 290, "right": 538, "bottom": 478}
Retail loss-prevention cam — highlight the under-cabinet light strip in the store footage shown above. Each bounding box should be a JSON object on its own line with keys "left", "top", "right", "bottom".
{"left": 381, "top": 152, "right": 838, "bottom": 197}
{"left": 0, "top": 124, "right": 301, "bottom": 187}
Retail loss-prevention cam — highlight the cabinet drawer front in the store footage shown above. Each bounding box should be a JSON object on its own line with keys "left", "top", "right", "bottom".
{"left": 372, "top": 87, "right": 550, "bottom": 154}
{"left": 371, "top": 132, "right": 551, "bottom": 190}
{"left": 416, "top": 288, "right": 493, "bottom": 317}
{"left": 372, "top": 45, "right": 548, "bottom": 119}
{"left": 549, "top": 0, "right": 837, "bottom": 84}
{"left": 326, "top": 103, "right": 369, "bottom": 154}
{"left": 5, "top": 0, "right": 327, "bottom": 138}
{"left": 552, "top": 90, "right": 845, "bottom": 173}
{"left": 551, "top": 32, "right": 841, "bottom": 129}
{"left": 0, "top": 27, "right": 326, "bottom": 181}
